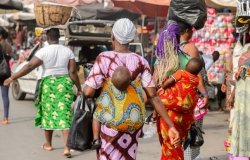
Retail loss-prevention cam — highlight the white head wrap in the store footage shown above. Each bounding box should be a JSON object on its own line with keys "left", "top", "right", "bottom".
{"left": 112, "top": 18, "right": 136, "bottom": 44}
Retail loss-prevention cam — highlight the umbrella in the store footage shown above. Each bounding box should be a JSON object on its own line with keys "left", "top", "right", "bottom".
{"left": 205, "top": 0, "right": 236, "bottom": 12}
{"left": 111, "top": 0, "right": 170, "bottom": 17}
{"left": 0, "top": 17, "right": 10, "bottom": 26}
{"left": 75, "top": 3, "right": 140, "bottom": 20}
{"left": 22, "top": 0, "right": 98, "bottom": 6}
{"left": 0, "top": 0, "right": 23, "bottom": 10}
{"left": 12, "top": 12, "right": 35, "bottom": 21}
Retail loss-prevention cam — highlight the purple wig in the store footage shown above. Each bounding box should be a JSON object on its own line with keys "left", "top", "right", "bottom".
{"left": 155, "top": 21, "right": 180, "bottom": 59}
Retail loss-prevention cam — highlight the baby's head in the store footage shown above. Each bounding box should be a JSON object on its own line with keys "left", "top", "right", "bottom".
{"left": 185, "top": 57, "right": 203, "bottom": 75}
{"left": 111, "top": 66, "right": 131, "bottom": 91}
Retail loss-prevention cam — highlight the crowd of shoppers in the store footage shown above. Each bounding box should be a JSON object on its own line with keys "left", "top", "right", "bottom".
{"left": 2, "top": 16, "right": 249, "bottom": 160}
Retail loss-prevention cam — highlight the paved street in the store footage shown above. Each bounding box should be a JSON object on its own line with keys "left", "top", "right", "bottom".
{"left": 0, "top": 92, "right": 229, "bottom": 160}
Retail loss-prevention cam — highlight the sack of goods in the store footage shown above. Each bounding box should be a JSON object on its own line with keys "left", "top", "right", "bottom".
{"left": 168, "top": 0, "right": 207, "bottom": 30}
{"left": 34, "top": 2, "right": 72, "bottom": 28}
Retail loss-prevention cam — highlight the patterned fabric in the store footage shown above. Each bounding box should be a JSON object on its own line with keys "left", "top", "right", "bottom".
{"left": 157, "top": 70, "right": 199, "bottom": 159}
{"left": 94, "top": 78, "right": 146, "bottom": 132}
{"left": 85, "top": 51, "right": 155, "bottom": 89}
{"left": 194, "top": 98, "right": 207, "bottom": 120}
{"left": 158, "top": 70, "right": 199, "bottom": 113}
{"left": 230, "top": 54, "right": 250, "bottom": 157}
{"left": 230, "top": 77, "right": 250, "bottom": 157}
{"left": 35, "top": 75, "right": 74, "bottom": 130}
{"left": 225, "top": 71, "right": 233, "bottom": 106}
{"left": 97, "top": 125, "right": 141, "bottom": 160}
{"left": 184, "top": 118, "right": 203, "bottom": 160}
{"left": 157, "top": 110, "right": 193, "bottom": 160}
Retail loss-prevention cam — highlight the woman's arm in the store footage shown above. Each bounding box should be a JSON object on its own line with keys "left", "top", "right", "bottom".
{"left": 68, "top": 59, "right": 81, "bottom": 94}
{"left": 4, "top": 56, "right": 42, "bottom": 86}
{"left": 226, "top": 87, "right": 235, "bottom": 110}
{"left": 83, "top": 85, "right": 96, "bottom": 98}
{"left": 143, "top": 87, "right": 180, "bottom": 145}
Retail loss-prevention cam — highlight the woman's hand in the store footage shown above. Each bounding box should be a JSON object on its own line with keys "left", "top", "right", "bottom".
{"left": 168, "top": 126, "right": 180, "bottom": 147}
{"left": 235, "top": 68, "right": 243, "bottom": 80}
{"left": 3, "top": 77, "right": 13, "bottom": 87}
{"left": 221, "top": 84, "right": 227, "bottom": 93}
{"left": 226, "top": 95, "right": 234, "bottom": 110}
{"left": 77, "top": 91, "right": 83, "bottom": 96}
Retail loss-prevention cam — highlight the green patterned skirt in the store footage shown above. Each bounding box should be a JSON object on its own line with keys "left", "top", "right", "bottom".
{"left": 35, "top": 75, "right": 74, "bottom": 130}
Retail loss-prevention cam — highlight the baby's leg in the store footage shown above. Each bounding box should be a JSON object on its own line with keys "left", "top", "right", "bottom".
{"left": 91, "top": 119, "right": 102, "bottom": 149}
{"left": 92, "top": 118, "right": 101, "bottom": 140}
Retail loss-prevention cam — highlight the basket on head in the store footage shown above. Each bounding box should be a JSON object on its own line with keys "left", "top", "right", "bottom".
{"left": 34, "top": 2, "right": 72, "bottom": 28}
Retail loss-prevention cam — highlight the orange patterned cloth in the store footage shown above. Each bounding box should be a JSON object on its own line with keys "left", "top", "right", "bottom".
{"left": 157, "top": 70, "right": 200, "bottom": 159}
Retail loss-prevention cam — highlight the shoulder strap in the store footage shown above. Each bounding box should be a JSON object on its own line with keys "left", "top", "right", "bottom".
{"left": 0, "top": 44, "right": 5, "bottom": 60}
{"left": 179, "top": 41, "right": 188, "bottom": 50}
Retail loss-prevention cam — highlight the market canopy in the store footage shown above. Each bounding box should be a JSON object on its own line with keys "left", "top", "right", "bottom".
{"left": 22, "top": 0, "right": 99, "bottom": 6}
{"left": 111, "top": 0, "right": 170, "bottom": 17}
{"left": 75, "top": 3, "right": 140, "bottom": 20}
{"left": 205, "top": 0, "right": 237, "bottom": 12}
{"left": 0, "top": 17, "right": 10, "bottom": 26}
{"left": 0, "top": 0, "right": 23, "bottom": 10}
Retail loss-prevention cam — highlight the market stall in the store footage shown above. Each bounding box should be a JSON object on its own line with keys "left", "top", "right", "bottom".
{"left": 190, "top": 8, "right": 235, "bottom": 84}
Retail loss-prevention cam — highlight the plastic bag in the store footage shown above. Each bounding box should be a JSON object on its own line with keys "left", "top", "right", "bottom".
{"left": 142, "top": 122, "right": 156, "bottom": 139}
{"left": 168, "top": 0, "right": 207, "bottom": 30}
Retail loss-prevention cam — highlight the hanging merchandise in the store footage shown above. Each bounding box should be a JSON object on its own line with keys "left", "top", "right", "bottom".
{"left": 235, "top": 0, "right": 250, "bottom": 33}
{"left": 190, "top": 8, "right": 235, "bottom": 83}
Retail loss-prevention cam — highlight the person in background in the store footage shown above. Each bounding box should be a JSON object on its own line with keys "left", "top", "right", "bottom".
{"left": 0, "top": 27, "right": 12, "bottom": 125}
{"left": 145, "top": 48, "right": 157, "bottom": 73}
{"left": 201, "top": 51, "right": 220, "bottom": 71}
{"left": 4, "top": 28, "right": 81, "bottom": 158}
{"left": 229, "top": 49, "right": 250, "bottom": 159}
{"left": 201, "top": 51, "right": 224, "bottom": 111}
{"left": 15, "top": 25, "right": 27, "bottom": 49}
{"left": 203, "top": 51, "right": 224, "bottom": 111}
{"left": 83, "top": 18, "right": 180, "bottom": 160}
{"left": 7, "top": 27, "right": 18, "bottom": 60}
{"left": 26, "top": 31, "right": 34, "bottom": 49}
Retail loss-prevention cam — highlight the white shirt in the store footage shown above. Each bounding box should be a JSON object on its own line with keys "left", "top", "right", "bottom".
{"left": 35, "top": 44, "right": 75, "bottom": 78}
{"left": 202, "top": 54, "right": 214, "bottom": 71}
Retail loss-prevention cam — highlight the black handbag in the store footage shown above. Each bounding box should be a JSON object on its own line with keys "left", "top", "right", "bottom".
{"left": 67, "top": 95, "right": 95, "bottom": 151}
{"left": 0, "top": 52, "right": 11, "bottom": 78}
{"left": 189, "top": 125, "right": 205, "bottom": 148}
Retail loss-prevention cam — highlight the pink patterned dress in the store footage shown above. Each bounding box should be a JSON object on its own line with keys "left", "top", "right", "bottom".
{"left": 85, "top": 51, "right": 154, "bottom": 160}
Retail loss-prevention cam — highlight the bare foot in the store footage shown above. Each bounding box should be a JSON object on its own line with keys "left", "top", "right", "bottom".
{"left": 41, "top": 143, "right": 53, "bottom": 151}
{"left": 1, "top": 118, "right": 8, "bottom": 125}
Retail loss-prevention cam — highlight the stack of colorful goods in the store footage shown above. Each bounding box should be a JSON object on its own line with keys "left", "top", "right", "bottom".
{"left": 190, "top": 8, "right": 235, "bottom": 83}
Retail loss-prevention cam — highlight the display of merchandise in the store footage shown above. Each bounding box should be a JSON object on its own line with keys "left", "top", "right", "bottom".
{"left": 190, "top": 8, "right": 235, "bottom": 83}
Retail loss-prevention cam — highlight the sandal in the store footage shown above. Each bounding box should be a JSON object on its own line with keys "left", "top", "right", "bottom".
{"left": 63, "top": 152, "right": 72, "bottom": 158}
{"left": 1, "top": 118, "right": 8, "bottom": 125}
{"left": 91, "top": 139, "right": 102, "bottom": 150}
{"left": 41, "top": 144, "right": 53, "bottom": 151}
{"left": 209, "top": 156, "right": 219, "bottom": 160}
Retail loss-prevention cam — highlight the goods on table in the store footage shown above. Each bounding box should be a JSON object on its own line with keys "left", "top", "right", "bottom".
{"left": 34, "top": 2, "right": 72, "bottom": 28}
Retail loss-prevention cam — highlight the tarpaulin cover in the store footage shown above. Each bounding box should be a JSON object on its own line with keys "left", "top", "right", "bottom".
{"left": 168, "top": 0, "right": 207, "bottom": 30}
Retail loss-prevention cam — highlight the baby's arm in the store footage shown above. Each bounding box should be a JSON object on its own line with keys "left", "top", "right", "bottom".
{"left": 161, "top": 76, "right": 176, "bottom": 89}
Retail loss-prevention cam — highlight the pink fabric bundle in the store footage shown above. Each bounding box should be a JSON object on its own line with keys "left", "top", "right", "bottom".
{"left": 194, "top": 98, "right": 208, "bottom": 120}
